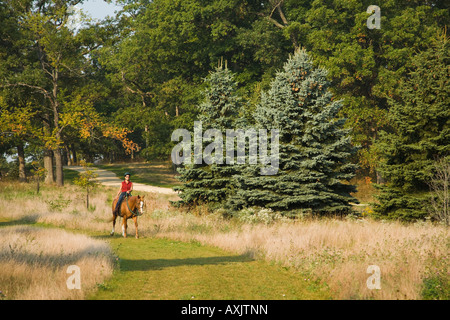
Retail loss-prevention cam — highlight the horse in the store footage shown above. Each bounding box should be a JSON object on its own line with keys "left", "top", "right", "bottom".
{"left": 110, "top": 195, "right": 145, "bottom": 238}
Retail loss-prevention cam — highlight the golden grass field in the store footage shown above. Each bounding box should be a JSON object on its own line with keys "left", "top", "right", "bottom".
{"left": 0, "top": 180, "right": 448, "bottom": 300}
{"left": 0, "top": 225, "right": 114, "bottom": 299}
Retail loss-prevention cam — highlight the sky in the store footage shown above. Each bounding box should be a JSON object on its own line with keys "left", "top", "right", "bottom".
{"left": 76, "top": 0, "right": 123, "bottom": 21}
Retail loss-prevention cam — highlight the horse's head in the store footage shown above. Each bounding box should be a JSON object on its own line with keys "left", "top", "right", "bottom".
{"left": 136, "top": 195, "right": 146, "bottom": 215}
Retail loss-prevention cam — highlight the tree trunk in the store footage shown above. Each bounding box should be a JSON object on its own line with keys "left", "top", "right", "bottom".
{"left": 376, "top": 170, "right": 385, "bottom": 184}
{"left": 44, "top": 149, "right": 54, "bottom": 184}
{"left": 42, "top": 112, "right": 54, "bottom": 184}
{"left": 50, "top": 66, "right": 63, "bottom": 187}
{"left": 65, "top": 144, "right": 72, "bottom": 166}
{"left": 145, "top": 125, "right": 149, "bottom": 148}
{"left": 54, "top": 147, "right": 64, "bottom": 186}
{"left": 266, "top": 1, "right": 298, "bottom": 48}
{"left": 86, "top": 188, "right": 89, "bottom": 209}
{"left": 17, "top": 142, "right": 26, "bottom": 182}
{"left": 71, "top": 144, "right": 77, "bottom": 165}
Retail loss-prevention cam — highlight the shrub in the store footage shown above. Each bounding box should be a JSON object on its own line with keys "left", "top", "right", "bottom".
{"left": 237, "top": 207, "right": 283, "bottom": 225}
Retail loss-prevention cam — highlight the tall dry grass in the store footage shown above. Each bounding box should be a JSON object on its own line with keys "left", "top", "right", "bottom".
{"left": 0, "top": 181, "right": 177, "bottom": 299}
{"left": 0, "top": 181, "right": 448, "bottom": 299}
{"left": 0, "top": 226, "right": 114, "bottom": 300}
{"left": 143, "top": 212, "right": 449, "bottom": 299}
{"left": 163, "top": 218, "right": 448, "bottom": 299}
{"left": 0, "top": 182, "right": 176, "bottom": 233}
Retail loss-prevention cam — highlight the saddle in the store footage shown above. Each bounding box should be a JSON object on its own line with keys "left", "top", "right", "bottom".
{"left": 115, "top": 193, "right": 140, "bottom": 217}
{"left": 114, "top": 193, "right": 130, "bottom": 217}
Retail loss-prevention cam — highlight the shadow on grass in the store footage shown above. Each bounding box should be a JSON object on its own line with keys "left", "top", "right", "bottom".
{"left": 0, "top": 214, "right": 40, "bottom": 227}
{"left": 120, "top": 255, "right": 254, "bottom": 272}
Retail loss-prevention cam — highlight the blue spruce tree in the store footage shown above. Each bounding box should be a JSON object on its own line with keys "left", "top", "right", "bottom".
{"left": 230, "top": 49, "right": 358, "bottom": 215}
{"left": 174, "top": 64, "right": 241, "bottom": 206}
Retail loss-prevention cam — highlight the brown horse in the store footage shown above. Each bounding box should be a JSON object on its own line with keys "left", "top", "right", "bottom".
{"left": 110, "top": 195, "right": 145, "bottom": 238}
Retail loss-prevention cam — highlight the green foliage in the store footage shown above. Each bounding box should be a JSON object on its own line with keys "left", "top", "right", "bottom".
{"left": 30, "top": 161, "right": 46, "bottom": 178}
{"left": 45, "top": 194, "right": 72, "bottom": 212}
{"left": 29, "top": 160, "right": 46, "bottom": 193}
{"left": 96, "top": 0, "right": 449, "bottom": 171}
{"left": 97, "top": 0, "right": 293, "bottom": 160}
{"left": 373, "top": 31, "right": 450, "bottom": 221}
{"left": 73, "top": 161, "right": 99, "bottom": 189}
{"left": 73, "top": 160, "right": 99, "bottom": 209}
{"left": 284, "top": 0, "right": 448, "bottom": 174}
{"left": 0, "top": 0, "right": 140, "bottom": 176}
{"left": 421, "top": 256, "right": 450, "bottom": 300}
{"left": 422, "top": 275, "right": 450, "bottom": 300}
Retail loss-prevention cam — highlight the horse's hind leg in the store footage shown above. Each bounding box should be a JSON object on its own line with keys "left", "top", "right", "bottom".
{"left": 110, "top": 214, "right": 117, "bottom": 236}
{"left": 133, "top": 216, "right": 139, "bottom": 239}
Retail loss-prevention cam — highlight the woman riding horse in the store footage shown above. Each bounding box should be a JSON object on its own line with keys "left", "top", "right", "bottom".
{"left": 110, "top": 172, "right": 145, "bottom": 238}
{"left": 114, "top": 172, "right": 133, "bottom": 216}
{"left": 110, "top": 193, "right": 145, "bottom": 238}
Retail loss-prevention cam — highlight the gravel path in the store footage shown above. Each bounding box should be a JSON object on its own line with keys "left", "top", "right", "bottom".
{"left": 64, "top": 166, "right": 178, "bottom": 195}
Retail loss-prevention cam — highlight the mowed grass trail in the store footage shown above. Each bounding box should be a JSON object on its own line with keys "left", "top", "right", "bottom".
{"left": 90, "top": 237, "right": 330, "bottom": 300}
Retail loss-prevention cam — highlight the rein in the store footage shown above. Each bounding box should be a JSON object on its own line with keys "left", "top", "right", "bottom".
{"left": 126, "top": 194, "right": 143, "bottom": 217}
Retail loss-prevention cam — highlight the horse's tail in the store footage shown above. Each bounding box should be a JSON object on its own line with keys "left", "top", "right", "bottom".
{"left": 108, "top": 197, "right": 118, "bottom": 222}
{"left": 107, "top": 210, "right": 118, "bottom": 223}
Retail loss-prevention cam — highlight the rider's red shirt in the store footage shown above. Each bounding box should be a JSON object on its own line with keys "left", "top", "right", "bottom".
{"left": 121, "top": 181, "right": 132, "bottom": 193}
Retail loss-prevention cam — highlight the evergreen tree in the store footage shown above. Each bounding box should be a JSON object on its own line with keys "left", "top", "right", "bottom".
{"left": 373, "top": 31, "right": 450, "bottom": 221}
{"left": 174, "top": 65, "right": 241, "bottom": 206}
{"left": 283, "top": 0, "right": 448, "bottom": 178}
{"left": 230, "top": 49, "right": 358, "bottom": 215}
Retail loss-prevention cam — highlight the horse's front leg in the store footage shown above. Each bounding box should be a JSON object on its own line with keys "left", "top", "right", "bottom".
{"left": 133, "top": 216, "right": 139, "bottom": 239}
{"left": 122, "top": 218, "right": 128, "bottom": 238}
